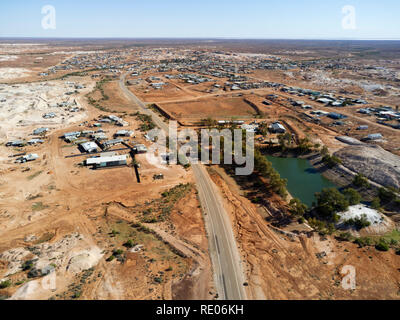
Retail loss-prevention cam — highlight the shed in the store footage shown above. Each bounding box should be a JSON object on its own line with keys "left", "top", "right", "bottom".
{"left": 80, "top": 141, "right": 99, "bottom": 153}
{"left": 366, "top": 133, "right": 383, "bottom": 140}
{"left": 328, "top": 112, "right": 347, "bottom": 120}
{"left": 86, "top": 155, "right": 127, "bottom": 169}
{"left": 64, "top": 131, "right": 81, "bottom": 138}
{"left": 33, "top": 127, "right": 49, "bottom": 135}
{"left": 114, "top": 130, "right": 134, "bottom": 137}
{"left": 6, "top": 140, "right": 25, "bottom": 147}
{"left": 101, "top": 139, "right": 124, "bottom": 149}
{"left": 269, "top": 122, "right": 286, "bottom": 134}
{"left": 135, "top": 144, "right": 148, "bottom": 154}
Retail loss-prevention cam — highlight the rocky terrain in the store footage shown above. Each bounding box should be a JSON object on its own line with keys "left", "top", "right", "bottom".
{"left": 335, "top": 144, "right": 400, "bottom": 190}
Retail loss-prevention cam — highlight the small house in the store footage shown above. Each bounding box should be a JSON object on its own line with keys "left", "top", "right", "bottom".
{"left": 269, "top": 122, "right": 286, "bottom": 134}
{"left": 80, "top": 142, "right": 99, "bottom": 153}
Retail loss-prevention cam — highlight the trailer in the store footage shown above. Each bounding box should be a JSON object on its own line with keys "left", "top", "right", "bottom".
{"left": 86, "top": 154, "right": 127, "bottom": 169}
{"left": 15, "top": 153, "right": 39, "bottom": 163}
{"left": 6, "top": 140, "right": 25, "bottom": 147}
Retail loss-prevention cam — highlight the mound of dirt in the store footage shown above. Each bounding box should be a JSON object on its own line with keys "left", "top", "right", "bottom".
{"left": 337, "top": 204, "right": 394, "bottom": 235}
{"left": 66, "top": 247, "right": 103, "bottom": 274}
{"left": 335, "top": 136, "right": 365, "bottom": 146}
{"left": 335, "top": 144, "right": 400, "bottom": 189}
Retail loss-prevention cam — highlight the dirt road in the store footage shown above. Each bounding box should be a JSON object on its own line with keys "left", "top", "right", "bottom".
{"left": 119, "top": 73, "right": 247, "bottom": 300}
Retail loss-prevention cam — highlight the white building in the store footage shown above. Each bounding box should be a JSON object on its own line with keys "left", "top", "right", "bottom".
{"left": 86, "top": 155, "right": 127, "bottom": 169}
{"left": 80, "top": 142, "right": 99, "bottom": 153}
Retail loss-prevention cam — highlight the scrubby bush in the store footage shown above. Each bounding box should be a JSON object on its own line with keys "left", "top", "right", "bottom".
{"left": 375, "top": 239, "right": 389, "bottom": 252}
{"left": 110, "top": 229, "right": 120, "bottom": 236}
{"left": 378, "top": 188, "right": 397, "bottom": 204}
{"left": 336, "top": 232, "right": 353, "bottom": 242}
{"left": 106, "top": 255, "right": 115, "bottom": 262}
{"left": 289, "top": 198, "right": 308, "bottom": 216}
{"left": 343, "top": 188, "right": 362, "bottom": 206}
{"left": 322, "top": 155, "right": 342, "bottom": 168}
{"left": 353, "top": 174, "right": 370, "bottom": 188}
{"left": 371, "top": 197, "right": 381, "bottom": 210}
{"left": 307, "top": 218, "right": 335, "bottom": 234}
{"left": 0, "top": 280, "right": 11, "bottom": 289}
{"left": 21, "top": 260, "right": 34, "bottom": 271}
{"left": 344, "top": 214, "right": 371, "bottom": 230}
{"left": 354, "top": 237, "right": 373, "bottom": 248}
{"left": 27, "top": 268, "right": 42, "bottom": 278}
{"left": 320, "top": 146, "right": 329, "bottom": 156}
{"left": 297, "top": 137, "right": 313, "bottom": 153}
{"left": 123, "top": 239, "right": 135, "bottom": 248}
{"left": 154, "top": 277, "right": 163, "bottom": 284}
{"left": 113, "top": 249, "right": 124, "bottom": 256}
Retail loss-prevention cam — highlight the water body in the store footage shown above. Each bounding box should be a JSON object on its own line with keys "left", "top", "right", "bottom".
{"left": 266, "top": 155, "right": 337, "bottom": 207}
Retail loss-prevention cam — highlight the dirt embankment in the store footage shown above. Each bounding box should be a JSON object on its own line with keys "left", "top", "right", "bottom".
{"left": 208, "top": 167, "right": 400, "bottom": 300}
{"left": 335, "top": 144, "right": 400, "bottom": 190}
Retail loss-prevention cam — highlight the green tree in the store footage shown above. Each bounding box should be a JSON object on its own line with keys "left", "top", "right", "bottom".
{"left": 344, "top": 214, "right": 371, "bottom": 230}
{"left": 0, "top": 280, "right": 11, "bottom": 289}
{"left": 371, "top": 197, "right": 381, "bottom": 210}
{"left": 375, "top": 239, "right": 389, "bottom": 252}
{"left": 354, "top": 237, "right": 373, "bottom": 248}
{"left": 322, "top": 155, "right": 342, "bottom": 168}
{"left": 327, "top": 223, "right": 336, "bottom": 235}
{"left": 289, "top": 198, "right": 308, "bottom": 216}
{"left": 106, "top": 255, "right": 115, "bottom": 262}
{"left": 378, "top": 188, "right": 397, "bottom": 204}
{"left": 343, "top": 188, "right": 361, "bottom": 206}
{"left": 320, "top": 146, "right": 329, "bottom": 156}
{"left": 257, "top": 123, "right": 269, "bottom": 137}
{"left": 278, "top": 133, "right": 292, "bottom": 149}
{"left": 297, "top": 137, "right": 313, "bottom": 153}
{"left": 202, "top": 117, "right": 217, "bottom": 128}
{"left": 315, "top": 188, "right": 349, "bottom": 219}
{"left": 353, "top": 174, "right": 370, "bottom": 188}
{"left": 123, "top": 239, "right": 135, "bottom": 248}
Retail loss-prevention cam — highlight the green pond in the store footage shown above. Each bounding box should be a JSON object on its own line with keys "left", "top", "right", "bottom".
{"left": 266, "top": 155, "right": 337, "bottom": 207}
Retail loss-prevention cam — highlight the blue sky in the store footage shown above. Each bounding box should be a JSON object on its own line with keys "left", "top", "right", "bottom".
{"left": 0, "top": 0, "right": 399, "bottom": 39}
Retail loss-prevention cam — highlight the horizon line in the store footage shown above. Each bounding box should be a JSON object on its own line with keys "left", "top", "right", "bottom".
{"left": 1, "top": 36, "right": 400, "bottom": 42}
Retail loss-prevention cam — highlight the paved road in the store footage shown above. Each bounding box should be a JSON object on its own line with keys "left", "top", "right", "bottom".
{"left": 119, "top": 74, "right": 247, "bottom": 300}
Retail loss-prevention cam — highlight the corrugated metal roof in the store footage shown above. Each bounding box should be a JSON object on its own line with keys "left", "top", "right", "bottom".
{"left": 86, "top": 155, "right": 127, "bottom": 165}
{"left": 271, "top": 122, "right": 285, "bottom": 130}
{"left": 80, "top": 142, "right": 98, "bottom": 152}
